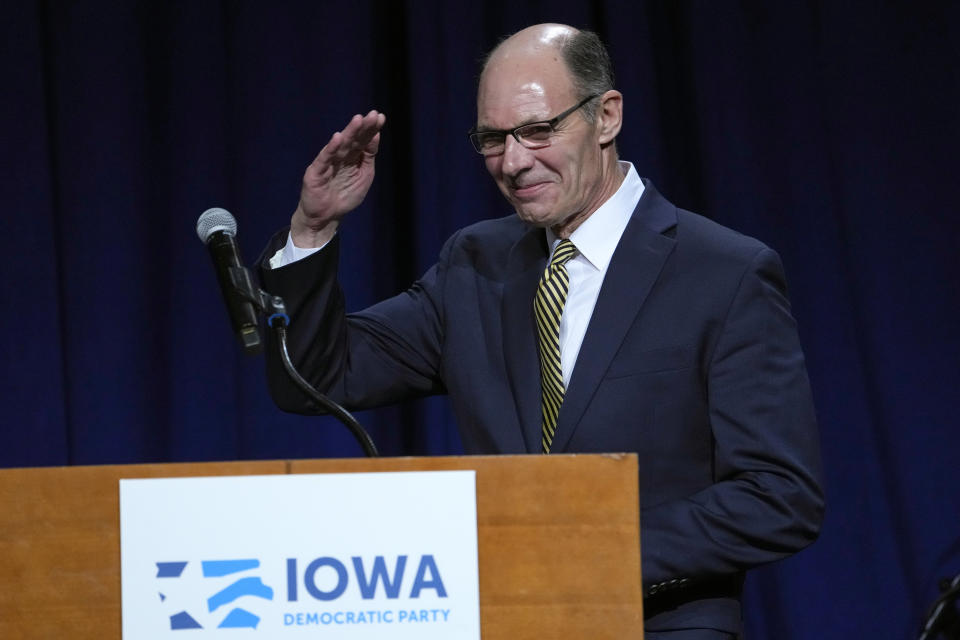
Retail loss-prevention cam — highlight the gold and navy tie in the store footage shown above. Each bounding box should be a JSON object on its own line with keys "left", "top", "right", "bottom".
{"left": 534, "top": 239, "right": 577, "bottom": 453}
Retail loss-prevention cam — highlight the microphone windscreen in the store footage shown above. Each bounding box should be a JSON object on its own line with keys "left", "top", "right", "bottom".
{"left": 196, "top": 207, "right": 238, "bottom": 243}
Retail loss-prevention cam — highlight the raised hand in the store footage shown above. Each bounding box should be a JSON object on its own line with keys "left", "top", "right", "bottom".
{"left": 291, "top": 110, "right": 386, "bottom": 247}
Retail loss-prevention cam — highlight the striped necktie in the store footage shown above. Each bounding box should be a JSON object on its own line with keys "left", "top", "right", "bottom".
{"left": 534, "top": 238, "right": 578, "bottom": 453}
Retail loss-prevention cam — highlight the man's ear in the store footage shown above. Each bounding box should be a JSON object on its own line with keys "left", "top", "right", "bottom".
{"left": 596, "top": 90, "right": 623, "bottom": 145}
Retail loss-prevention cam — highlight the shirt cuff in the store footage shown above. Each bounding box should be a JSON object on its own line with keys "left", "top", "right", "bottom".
{"left": 268, "top": 231, "right": 331, "bottom": 269}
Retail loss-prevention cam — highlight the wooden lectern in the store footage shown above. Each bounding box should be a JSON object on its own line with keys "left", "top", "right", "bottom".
{"left": 0, "top": 454, "right": 643, "bottom": 638}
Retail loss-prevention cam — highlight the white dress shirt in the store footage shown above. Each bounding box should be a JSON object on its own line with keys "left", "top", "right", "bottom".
{"left": 270, "top": 161, "right": 645, "bottom": 389}
{"left": 547, "top": 161, "right": 644, "bottom": 387}
{"left": 269, "top": 231, "right": 323, "bottom": 269}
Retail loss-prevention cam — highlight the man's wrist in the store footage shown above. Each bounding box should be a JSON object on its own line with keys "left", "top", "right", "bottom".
{"left": 290, "top": 206, "right": 339, "bottom": 248}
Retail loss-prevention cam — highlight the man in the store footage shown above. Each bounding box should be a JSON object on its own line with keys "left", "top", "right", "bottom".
{"left": 259, "top": 24, "right": 823, "bottom": 639}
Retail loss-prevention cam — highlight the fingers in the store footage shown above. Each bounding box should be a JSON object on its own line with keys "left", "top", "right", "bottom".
{"left": 343, "top": 110, "right": 385, "bottom": 149}
{"left": 335, "top": 111, "right": 383, "bottom": 149}
{"left": 311, "top": 110, "right": 386, "bottom": 168}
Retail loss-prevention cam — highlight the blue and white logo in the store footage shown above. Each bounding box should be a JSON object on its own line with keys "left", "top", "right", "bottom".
{"left": 120, "top": 472, "right": 481, "bottom": 639}
{"left": 156, "top": 559, "right": 274, "bottom": 630}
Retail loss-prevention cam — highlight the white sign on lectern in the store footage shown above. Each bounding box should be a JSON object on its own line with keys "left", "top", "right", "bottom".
{"left": 119, "top": 471, "right": 480, "bottom": 639}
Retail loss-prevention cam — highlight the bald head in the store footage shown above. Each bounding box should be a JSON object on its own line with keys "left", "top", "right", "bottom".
{"left": 484, "top": 23, "right": 578, "bottom": 66}
{"left": 480, "top": 24, "right": 615, "bottom": 123}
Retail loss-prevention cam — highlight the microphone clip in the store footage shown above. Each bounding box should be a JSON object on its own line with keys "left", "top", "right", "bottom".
{"left": 228, "top": 265, "right": 290, "bottom": 328}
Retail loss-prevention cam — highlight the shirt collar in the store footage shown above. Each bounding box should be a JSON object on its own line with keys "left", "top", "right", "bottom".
{"left": 546, "top": 161, "right": 645, "bottom": 272}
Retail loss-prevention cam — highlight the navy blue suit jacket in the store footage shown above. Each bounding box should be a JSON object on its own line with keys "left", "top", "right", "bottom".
{"left": 259, "top": 180, "right": 824, "bottom": 634}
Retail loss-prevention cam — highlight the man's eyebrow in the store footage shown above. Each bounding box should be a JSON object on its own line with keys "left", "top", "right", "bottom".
{"left": 515, "top": 115, "right": 551, "bottom": 127}
{"left": 475, "top": 115, "right": 550, "bottom": 132}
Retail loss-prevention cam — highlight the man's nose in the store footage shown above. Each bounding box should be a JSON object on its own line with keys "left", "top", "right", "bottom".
{"left": 501, "top": 135, "right": 535, "bottom": 175}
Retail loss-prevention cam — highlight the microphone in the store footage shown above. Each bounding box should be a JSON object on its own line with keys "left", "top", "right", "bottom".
{"left": 196, "top": 207, "right": 262, "bottom": 354}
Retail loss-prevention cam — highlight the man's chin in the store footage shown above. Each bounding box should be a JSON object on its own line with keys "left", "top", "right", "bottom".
{"left": 513, "top": 205, "right": 559, "bottom": 228}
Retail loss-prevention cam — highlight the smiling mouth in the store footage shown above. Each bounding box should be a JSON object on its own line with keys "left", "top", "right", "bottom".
{"left": 512, "top": 182, "right": 550, "bottom": 199}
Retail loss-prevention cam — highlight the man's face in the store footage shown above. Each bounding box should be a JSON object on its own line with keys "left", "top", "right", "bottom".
{"left": 477, "top": 53, "right": 607, "bottom": 230}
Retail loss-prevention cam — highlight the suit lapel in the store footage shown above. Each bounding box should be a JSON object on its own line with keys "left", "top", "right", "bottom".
{"left": 501, "top": 226, "right": 549, "bottom": 453}
{"left": 550, "top": 183, "right": 678, "bottom": 453}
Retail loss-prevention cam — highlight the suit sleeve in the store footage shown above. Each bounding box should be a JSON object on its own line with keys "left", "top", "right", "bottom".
{"left": 258, "top": 229, "right": 449, "bottom": 413}
{"left": 639, "top": 247, "right": 825, "bottom": 592}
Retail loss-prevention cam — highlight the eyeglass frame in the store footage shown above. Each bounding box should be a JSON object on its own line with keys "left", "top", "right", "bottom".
{"left": 467, "top": 93, "right": 602, "bottom": 156}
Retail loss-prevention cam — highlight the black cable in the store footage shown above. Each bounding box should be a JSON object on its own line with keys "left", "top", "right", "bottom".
{"left": 270, "top": 320, "right": 379, "bottom": 458}
{"left": 919, "top": 572, "right": 960, "bottom": 640}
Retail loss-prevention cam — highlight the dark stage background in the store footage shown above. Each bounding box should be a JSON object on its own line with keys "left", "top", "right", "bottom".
{"left": 2, "top": 2, "right": 958, "bottom": 638}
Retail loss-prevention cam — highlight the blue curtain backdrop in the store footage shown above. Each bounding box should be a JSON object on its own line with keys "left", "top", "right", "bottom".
{"left": 2, "top": 2, "right": 958, "bottom": 638}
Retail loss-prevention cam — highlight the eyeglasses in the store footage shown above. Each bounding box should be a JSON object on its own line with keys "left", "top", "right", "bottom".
{"left": 468, "top": 93, "right": 600, "bottom": 156}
